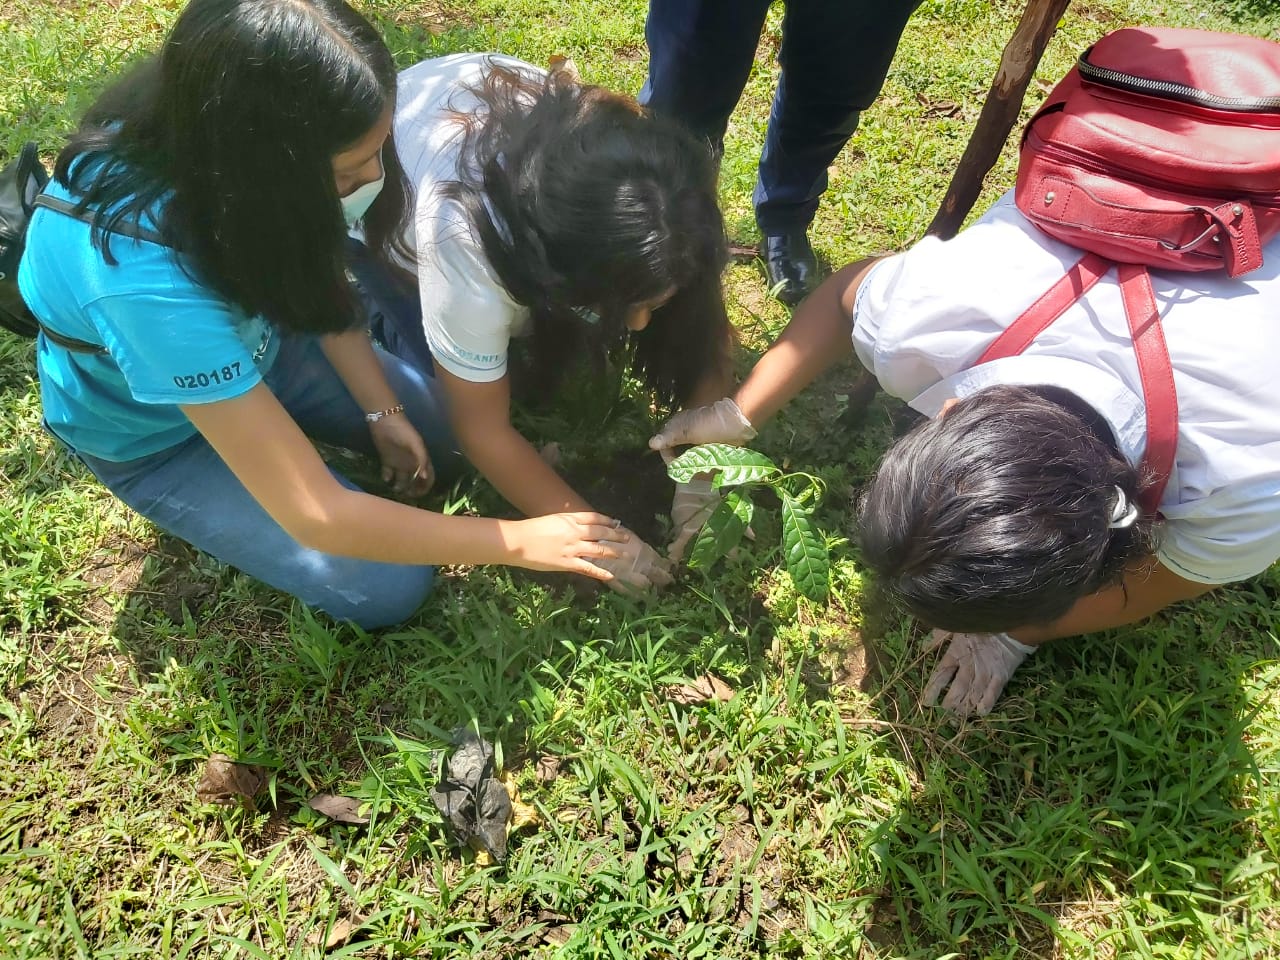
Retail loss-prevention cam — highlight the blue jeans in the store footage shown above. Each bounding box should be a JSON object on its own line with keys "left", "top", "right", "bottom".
{"left": 640, "top": 0, "right": 920, "bottom": 233}
{"left": 345, "top": 238, "right": 438, "bottom": 376}
{"left": 77, "top": 334, "right": 459, "bottom": 630}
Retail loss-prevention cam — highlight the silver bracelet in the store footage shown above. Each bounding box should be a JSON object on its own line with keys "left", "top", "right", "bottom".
{"left": 364, "top": 403, "right": 405, "bottom": 424}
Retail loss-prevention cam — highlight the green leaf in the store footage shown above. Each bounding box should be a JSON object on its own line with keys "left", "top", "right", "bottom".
{"left": 306, "top": 841, "right": 359, "bottom": 901}
{"left": 779, "top": 490, "right": 830, "bottom": 602}
{"left": 689, "top": 490, "right": 754, "bottom": 569}
{"left": 666, "top": 443, "right": 780, "bottom": 487}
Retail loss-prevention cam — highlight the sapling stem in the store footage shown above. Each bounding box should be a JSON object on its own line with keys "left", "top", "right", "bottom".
{"left": 666, "top": 444, "right": 831, "bottom": 601}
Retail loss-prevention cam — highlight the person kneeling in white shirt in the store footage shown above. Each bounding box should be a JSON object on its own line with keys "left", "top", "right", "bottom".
{"left": 649, "top": 193, "right": 1280, "bottom": 715}
{"left": 371, "top": 54, "right": 735, "bottom": 594}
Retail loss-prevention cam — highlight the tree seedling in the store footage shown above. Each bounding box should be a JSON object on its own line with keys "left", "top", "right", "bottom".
{"left": 666, "top": 443, "right": 830, "bottom": 602}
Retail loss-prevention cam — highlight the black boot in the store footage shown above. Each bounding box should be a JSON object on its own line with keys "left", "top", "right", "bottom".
{"left": 761, "top": 229, "right": 818, "bottom": 307}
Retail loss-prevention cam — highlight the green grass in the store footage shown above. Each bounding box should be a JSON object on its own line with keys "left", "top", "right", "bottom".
{"left": 3, "top": 0, "right": 1280, "bottom": 957}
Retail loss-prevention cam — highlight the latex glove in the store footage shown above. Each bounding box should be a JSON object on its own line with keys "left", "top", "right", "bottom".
{"left": 922, "top": 629, "right": 1037, "bottom": 717}
{"left": 593, "top": 527, "right": 675, "bottom": 596}
{"left": 648, "top": 398, "right": 757, "bottom": 464}
{"left": 668, "top": 478, "right": 718, "bottom": 563}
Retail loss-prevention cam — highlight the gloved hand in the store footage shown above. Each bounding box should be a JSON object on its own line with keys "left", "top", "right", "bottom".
{"left": 593, "top": 527, "right": 675, "bottom": 595}
{"left": 648, "top": 398, "right": 757, "bottom": 464}
{"left": 668, "top": 478, "right": 718, "bottom": 563}
{"left": 922, "top": 629, "right": 1037, "bottom": 717}
{"left": 667, "top": 478, "right": 756, "bottom": 564}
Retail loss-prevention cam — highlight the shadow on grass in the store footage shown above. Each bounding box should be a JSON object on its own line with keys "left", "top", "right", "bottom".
{"left": 855, "top": 571, "right": 1280, "bottom": 956}
{"left": 711, "top": 376, "right": 1280, "bottom": 955}
{"left": 24, "top": 332, "right": 1261, "bottom": 957}
{"left": 42, "top": 337, "right": 1276, "bottom": 958}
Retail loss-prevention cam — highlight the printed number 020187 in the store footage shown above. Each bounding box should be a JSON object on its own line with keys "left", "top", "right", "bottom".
{"left": 173, "top": 362, "right": 243, "bottom": 389}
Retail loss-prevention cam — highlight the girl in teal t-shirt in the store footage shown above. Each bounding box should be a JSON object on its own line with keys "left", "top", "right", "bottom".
{"left": 18, "top": 0, "right": 636, "bottom": 628}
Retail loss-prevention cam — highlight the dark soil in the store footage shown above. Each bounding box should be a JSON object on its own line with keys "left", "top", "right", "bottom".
{"left": 568, "top": 447, "right": 671, "bottom": 547}
{"left": 501, "top": 446, "right": 671, "bottom": 597}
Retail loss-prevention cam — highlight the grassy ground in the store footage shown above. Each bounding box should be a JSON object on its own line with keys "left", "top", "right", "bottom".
{"left": 4, "top": 0, "right": 1280, "bottom": 957}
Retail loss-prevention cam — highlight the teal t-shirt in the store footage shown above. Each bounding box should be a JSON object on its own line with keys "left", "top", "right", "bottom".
{"left": 18, "top": 179, "right": 280, "bottom": 462}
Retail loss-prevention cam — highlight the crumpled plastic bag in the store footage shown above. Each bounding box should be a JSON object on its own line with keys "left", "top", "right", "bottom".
{"left": 430, "top": 729, "right": 513, "bottom": 863}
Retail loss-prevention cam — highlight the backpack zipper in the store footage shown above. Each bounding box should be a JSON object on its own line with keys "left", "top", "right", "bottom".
{"left": 1078, "top": 52, "right": 1280, "bottom": 113}
{"left": 1026, "top": 131, "right": 1280, "bottom": 213}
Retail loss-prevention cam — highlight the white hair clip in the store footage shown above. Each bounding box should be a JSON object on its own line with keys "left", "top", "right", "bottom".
{"left": 1108, "top": 485, "right": 1140, "bottom": 530}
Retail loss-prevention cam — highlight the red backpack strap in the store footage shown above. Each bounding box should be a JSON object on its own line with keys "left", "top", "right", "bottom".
{"left": 977, "top": 252, "right": 1111, "bottom": 363}
{"left": 1116, "top": 264, "right": 1178, "bottom": 514}
{"left": 975, "top": 253, "right": 1179, "bottom": 516}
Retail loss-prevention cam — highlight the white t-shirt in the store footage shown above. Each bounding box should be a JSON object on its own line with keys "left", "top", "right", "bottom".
{"left": 393, "top": 53, "right": 543, "bottom": 383}
{"left": 852, "top": 192, "right": 1280, "bottom": 586}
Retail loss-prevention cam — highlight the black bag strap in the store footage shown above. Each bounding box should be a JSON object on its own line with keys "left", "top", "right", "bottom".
{"left": 37, "top": 322, "right": 107, "bottom": 354}
{"left": 32, "top": 193, "right": 166, "bottom": 246}
{"left": 28, "top": 194, "right": 167, "bottom": 355}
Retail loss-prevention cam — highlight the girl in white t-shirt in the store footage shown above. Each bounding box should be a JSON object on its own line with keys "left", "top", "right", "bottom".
{"left": 376, "top": 55, "right": 735, "bottom": 593}
{"left": 649, "top": 194, "right": 1280, "bottom": 714}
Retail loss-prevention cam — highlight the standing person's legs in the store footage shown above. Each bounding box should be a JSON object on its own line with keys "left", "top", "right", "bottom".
{"left": 79, "top": 336, "right": 455, "bottom": 630}
{"left": 639, "top": 0, "right": 773, "bottom": 151}
{"left": 755, "top": 0, "right": 920, "bottom": 234}
{"left": 755, "top": 0, "right": 919, "bottom": 304}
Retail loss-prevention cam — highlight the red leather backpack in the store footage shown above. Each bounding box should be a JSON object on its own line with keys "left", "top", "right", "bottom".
{"left": 978, "top": 27, "right": 1280, "bottom": 513}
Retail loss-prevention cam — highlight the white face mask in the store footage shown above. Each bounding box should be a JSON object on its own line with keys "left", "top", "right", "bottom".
{"left": 340, "top": 169, "right": 385, "bottom": 227}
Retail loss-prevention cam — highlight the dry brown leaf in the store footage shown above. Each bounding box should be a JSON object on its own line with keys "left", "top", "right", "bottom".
{"left": 667, "top": 672, "right": 734, "bottom": 705}
{"left": 303, "top": 917, "right": 363, "bottom": 950}
{"left": 195, "top": 754, "right": 265, "bottom": 806}
{"left": 535, "top": 754, "right": 562, "bottom": 784}
{"left": 533, "top": 911, "right": 578, "bottom": 947}
{"left": 917, "top": 95, "right": 962, "bottom": 119}
{"left": 545, "top": 923, "right": 577, "bottom": 946}
{"left": 325, "top": 919, "right": 355, "bottom": 949}
{"left": 307, "top": 794, "right": 370, "bottom": 825}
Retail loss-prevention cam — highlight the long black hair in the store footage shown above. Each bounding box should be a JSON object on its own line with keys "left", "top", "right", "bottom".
{"left": 55, "top": 0, "right": 414, "bottom": 335}
{"left": 857, "top": 385, "right": 1160, "bottom": 633}
{"left": 445, "top": 62, "right": 732, "bottom": 407}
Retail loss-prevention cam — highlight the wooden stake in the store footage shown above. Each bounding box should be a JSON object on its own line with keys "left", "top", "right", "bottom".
{"left": 926, "top": 0, "right": 1072, "bottom": 239}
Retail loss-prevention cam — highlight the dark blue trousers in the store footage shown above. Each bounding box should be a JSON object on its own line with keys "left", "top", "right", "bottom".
{"left": 640, "top": 0, "right": 920, "bottom": 234}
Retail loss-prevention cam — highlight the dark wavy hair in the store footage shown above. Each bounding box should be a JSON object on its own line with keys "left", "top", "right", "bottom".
{"left": 857, "top": 385, "right": 1160, "bottom": 634}
{"left": 54, "top": 0, "right": 414, "bottom": 335}
{"left": 444, "top": 61, "right": 732, "bottom": 407}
